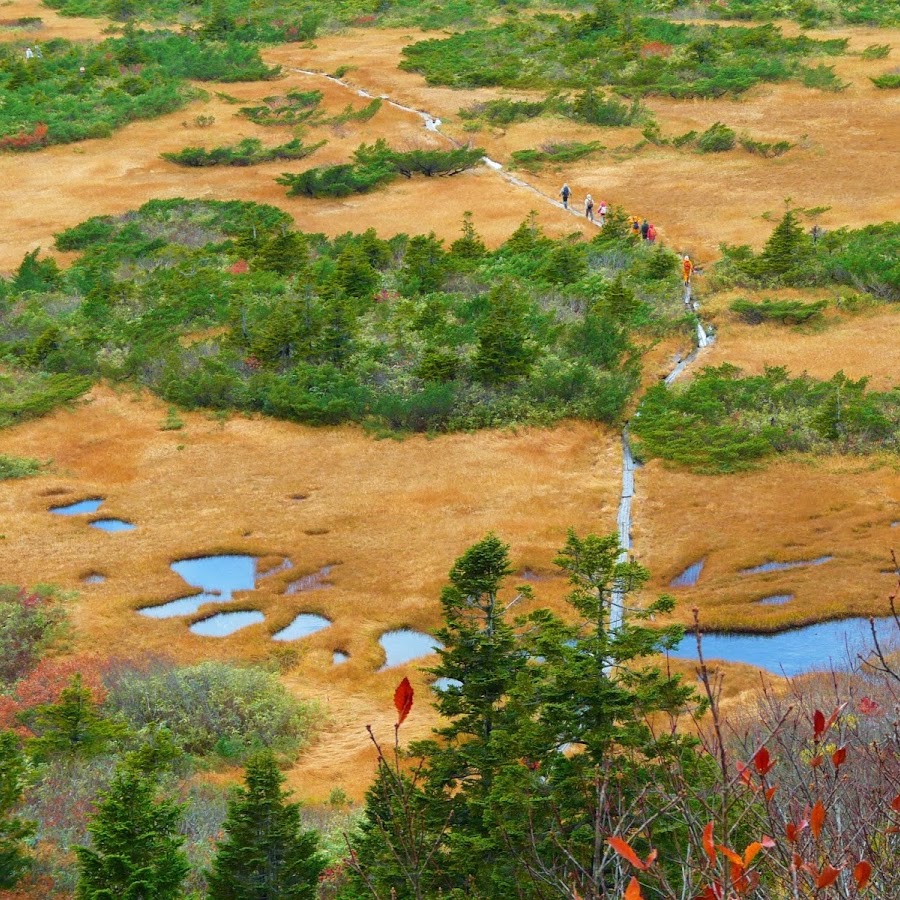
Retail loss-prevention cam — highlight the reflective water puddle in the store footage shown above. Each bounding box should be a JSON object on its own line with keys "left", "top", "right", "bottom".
{"left": 670, "top": 559, "right": 705, "bottom": 588}
{"left": 190, "top": 610, "right": 265, "bottom": 637}
{"left": 378, "top": 630, "right": 443, "bottom": 670}
{"left": 51, "top": 498, "right": 103, "bottom": 515}
{"left": 739, "top": 556, "right": 833, "bottom": 576}
{"left": 272, "top": 613, "right": 331, "bottom": 642}
{"left": 91, "top": 519, "right": 136, "bottom": 533}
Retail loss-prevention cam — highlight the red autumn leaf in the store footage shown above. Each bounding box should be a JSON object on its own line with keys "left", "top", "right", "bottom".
{"left": 728, "top": 861, "right": 745, "bottom": 884}
{"left": 785, "top": 823, "right": 799, "bottom": 843}
{"left": 859, "top": 696, "right": 880, "bottom": 716}
{"left": 817, "top": 864, "right": 842, "bottom": 889}
{"left": 624, "top": 876, "right": 644, "bottom": 900}
{"left": 394, "top": 677, "right": 414, "bottom": 726}
{"left": 813, "top": 709, "right": 826, "bottom": 740}
{"left": 607, "top": 837, "right": 645, "bottom": 870}
{"left": 703, "top": 822, "right": 717, "bottom": 866}
{"left": 760, "top": 835, "right": 776, "bottom": 848}
{"left": 831, "top": 746, "right": 847, "bottom": 767}
{"left": 854, "top": 860, "right": 873, "bottom": 890}
{"left": 809, "top": 755, "right": 824, "bottom": 768}
{"left": 716, "top": 844, "right": 744, "bottom": 867}
{"left": 743, "top": 842, "right": 764, "bottom": 866}
{"left": 891, "top": 793, "right": 900, "bottom": 814}
{"left": 736, "top": 761, "right": 754, "bottom": 787}
{"left": 753, "top": 747, "right": 774, "bottom": 775}
{"left": 697, "top": 887, "right": 723, "bottom": 900}
{"left": 764, "top": 785, "right": 778, "bottom": 802}
{"left": 810, "top": 801, "right": 826, "bottom": 840}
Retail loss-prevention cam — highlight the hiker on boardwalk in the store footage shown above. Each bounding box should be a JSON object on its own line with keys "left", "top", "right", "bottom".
{"left": 682, "top": 254, "right": 694, "bottom": 285}
{"left": 630, "top": 216, "right": 641, "bottom": 237}
{"left": 24, "top": 47, "right": 33, "bottom": 61}
{"left": 640, "top": 219, "right": 650, "bottom": 240}
{"left": 560, "top": 183, "right": 571, "bottom": 209}
{"left": 598, "top": 200, "right": 608, "bottom": 226}
{"left": 584, "top": 193, "right": 594, "bottom": 221}
{"left": 647, "top": 222, "right": 657, "bottom": 243}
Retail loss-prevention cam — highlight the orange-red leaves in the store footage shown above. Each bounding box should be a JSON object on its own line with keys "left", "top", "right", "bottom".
{"left": 859, "top": 696, "right": 880, "bottom": 716}
{"left": 394, "top": 677, "right": 414, "bottom": 727}
{"left": 607, "top": 837, "right": 644, "bottom": 870}
{"left": 753, "top": 747, "right": 775, "bottom": 776}
{"left": 764, "top": 785, "right": 778, "bottom": 802}
{"left": 891, "top": 793, "right": 900, "bottom": 814}
{"left": 816, "top": 865, "right": 842, "bottom": 889}
{"left": 743, "top": 842, "right": 764, "bottom": 866}
{"left": 703, "top": 822, "right": 717, "bottom": 866}
{"left": 716, "top": 845, "right": 744, "bottom": 867}
{"left": 813, "top": 709, "right": 826, "bottom": 740}
{"left": 809, "top": 755, "right": 824, "bottom": 769}
{"left": 624, "top": 876, "right": 644, "bottom": 900}
{"left": 831, "top": 746, "right": 847, "bottom": 768}
{"left": 810, "top": 801, "right": 826, "bottom": 840}
{"left": 854, "top": 860, "right": 873, "bottom": 891}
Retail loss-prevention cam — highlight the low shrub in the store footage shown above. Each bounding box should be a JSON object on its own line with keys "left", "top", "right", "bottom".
{"left": 0, "top": 585, "right": 68, "bottom": 683}
{"left": 104, "top": 660, "right": 322, "bottom": 761}
{"left": 162, "top": 137, "right": 325, "bottom": 167}
{"left": 696, "top": 121, "right": 736, "bottom": 152}
{"left": 730, "top": 297, "right": 826, "bottom": 324}
{"left": 800, "top": 63, "right": 849, "bottom": 91}
{"left": 239, "top": 89, "right": 324, "bottom": 126}
{"left": 510, "top": 141, "right": 604, "bottom": 172}
{"left": 871, "top": 72, "right": 900, "bottom": 88}
{"left": 860, "top": 43, "right": 891, "bottom": 59}
{"left": 0, "top": 454, "right": 41, "bottom": 479}
{"left": 738, "top": 135, "right": 793, "bottom": 157}
{"left": 0, "top": 370, "right": 93, "bottom": 428}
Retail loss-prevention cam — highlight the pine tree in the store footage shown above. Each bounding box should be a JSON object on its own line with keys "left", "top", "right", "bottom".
{"left": 756, "top": 209, "right": 812, "bottom": 279}
{"left": 75, "top": 762, "right": 188, "bottom": 900}
{"left": 472, "top": 281, "right": 537, "bottom": 385}
{"left": 449, "top": 211, "right": 487, "bottom": 262}
{"left": 0, "top": 731, "right": 34, "bottom": 890}
{"left": 207, "top": 749, "right": 324, "bottom": 900}
{"left": 26, "top": 674, "right": 128, "bottom": 760}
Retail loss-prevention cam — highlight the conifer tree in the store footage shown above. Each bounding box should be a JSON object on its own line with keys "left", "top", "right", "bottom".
{"left": 756, "top": 208, "right": 812, "bottom": 279}
{"left": 0, "top": 731, "right": 34, "bottom": 890}
{"left": 207, "top": 749, "right": 324, "bottom": 900}
{"left": 472, "top": 281, "right": 537, "bottom": 385}
{"left": 449, "top": 211, "right": 487, "bottom": 262}
{"left": 75, "top": 761, "right": 188, "bottom": 900}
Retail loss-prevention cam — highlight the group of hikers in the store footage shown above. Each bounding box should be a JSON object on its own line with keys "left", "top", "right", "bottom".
{"left": 560, "top": 183, "right": 660, "bottom": 242}
{"left": 559, "top": 183, "right": 695, "bottom": 287}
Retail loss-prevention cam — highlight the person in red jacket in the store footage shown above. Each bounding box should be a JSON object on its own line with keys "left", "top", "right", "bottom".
{"left": 682, "top": 255, "right": 694, "bottom": 285}
{"left": 647, "top": 223, "right": 657, "bottom": 243}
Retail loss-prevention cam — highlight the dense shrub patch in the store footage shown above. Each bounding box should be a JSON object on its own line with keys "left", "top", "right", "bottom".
{"left": 400, "top": 13, "right": 847, "bottom": 97}
{"left": 632, "top": 364, "right": 900, "bottom": 473}
{"left": 0, "top": 586, "right": 68, "bottom": 683}
{"left": 162, "top": 137, "right": 325, "bottom": 167}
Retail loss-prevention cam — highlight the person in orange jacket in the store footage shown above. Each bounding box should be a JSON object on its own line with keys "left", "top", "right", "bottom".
{"left": 682, "top": 254, "right": 694, "bottom": 285}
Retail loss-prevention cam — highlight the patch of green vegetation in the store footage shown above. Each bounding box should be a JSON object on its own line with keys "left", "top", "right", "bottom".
{"left": 632, "top": 365, "right": 900, "bottom": 474}
{"left": 0, "top": 199, "right": 687, "bottom": 434}
{"left": 696, "top": 121, "right": 736, "bottom": 152}
{"left": 714, "top": 212, "right": 900, "bottom": 299}
{"left": 738, "top": 135, "right": 793, "bottom": 157}
{"left": 401, "top": 13, "right": 848, "bottom": 98}
{"left": 729, "top": 297, "right": 827, "bottom": 325}
{"left": 510, "top": 141, "right": 605, "bottom": 172}
{"left": 277, "top": 139, "right": 485, "bottom": 198}
{"left": 0, "top": 454, "right": 42, "bottom": 480}
{"left": 0, "top": 370, "right": 92, "bottom": 428}
{"left": 238, "top": 88, "right": 325, "bottom": 126}
{"left": 162, "top": 137, "right": 325, "bottom": 167}
{"left": 0, "top": 29, "right": 278, "bottom": 150}
{"left": 860, "top": 44, "right": 891, "bottom": 60}
{"left": 705, "top": 0, "right": 899, "bottom": 27}
{"left": 871, "top": 72, "right": 900, "bottom": 88}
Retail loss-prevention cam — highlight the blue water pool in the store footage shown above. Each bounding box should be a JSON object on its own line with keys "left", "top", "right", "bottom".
{"left": 757, "top": 594, "right": 794, "bottom": 606}
{"left": 670, "top": 559, "right": 705, "bottom": 588}
{"left": 272, "top": 613, "right": 332, "bottom": 642}
{"left": 668, "top": 616, "right": 898, "bottom": 676}
{"left": 51, "top": 498, "right": 103, "bottom": 515}
{"left": 378, "top": 630, "right": 443, "bottom": 670}
{"left": 739, "top": 556, "right": 833, "bottom": 576}
{"left": 333, "top": 651, "right": 350, "bottom": 665}
{"left": 91, "top": 519, "right": 136, "bottom": 533}
{"left": 190, "top": 610, "right": 265, "bottom": 637}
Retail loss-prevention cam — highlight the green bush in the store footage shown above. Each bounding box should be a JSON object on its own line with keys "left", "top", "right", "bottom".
{"left": 0, "top": 370, "right": 93, "bottom": 428}
{"left": 860, "top": 44, "right": 891, "bottom": 59}
{"left": 871, "top": 72, "right": 900, "bottom": 88}
{"left": 239, "top": 89, "right": 324, "bottom": 126}
{"left": 0, "top": 585, "right": 68, "bottom": 683}
{"left": 739, "top": 135, "right": 793, "bottom": 157}
{"left": 0, "top": 454, "right": 42, "bottom": 480}
{"left": 162, "top": 137, "right": 324, "bottom": 167}
{"left": 104, "top": 660, "right": 321, "bottom": 761}
{"left": 697, "top": 122, "right": 736, "bottom": 152}
{"left": 800, "top": 64, "right": 849, "bottom": 91}
{"left": 510, "top": 141, "right": 604, "bottom": 172}
{"left": 730, "top": 297, "right": 826, "bottom": 324}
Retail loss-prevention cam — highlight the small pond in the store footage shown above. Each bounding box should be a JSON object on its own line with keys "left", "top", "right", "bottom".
{"left": 51, "top": 498, "right": 103, "bottom": 515}
{"left": 82, "top": 573, "right": 106, "bottom": 584}
{"left": 139, "top": 554, "right": 257, "bottom": 619}
{"left": 189, "top": 610, "right": 265, "bottom": 637}
{"left": 739, "top": 555, "right": 833, "bottom": 576}
{"left": 91, "top": 519, "right": 136, "bottom": 533}
{"left": 668, "top": 616, "right": 898, "bottom": 676}
{"left": 285, "top": 566, "right": 333, "bottom": 594}
{"left": 272, "top": 613, "right": 331, "bottom": 642}
{"left": 670, "top": 559, "right": 705, "bottom": 588}
{"left": 378, "top": 630, "right": 443, "bottom": 670}
{"left": 756, "top": 594, "right": 793, "bottom": 606}
{"left": 333, "top": 651, "right": 350, "bottom": 665}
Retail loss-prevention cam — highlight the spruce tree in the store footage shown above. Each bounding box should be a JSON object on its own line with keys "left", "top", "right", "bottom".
{"left": 207, "top": 750, "right": 324, "bottom": 900}
{"left": 472, "top": 281, "right": 537, "bottom": 385}
{"left": 756, "top": 209, "right": 812, "bottom": 280}
{"left": 75, "top": 762, "right": 188, "bottom": 900}
{"left": 0, "top": 731, "right": 34, "bottom": 890}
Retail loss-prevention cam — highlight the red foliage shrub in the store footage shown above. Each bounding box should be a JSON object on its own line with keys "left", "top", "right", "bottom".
{"left": 640, "top": 41, "right": 673, "bottom": 58}
{"left": 0, "top": 122, "right": 49, "bottom": 152}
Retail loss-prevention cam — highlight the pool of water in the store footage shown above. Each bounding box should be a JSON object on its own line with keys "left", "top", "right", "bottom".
{"left": 82, "top": 573, "right": 106, "bottom": 584}
{"left": 378, "top": 630, "right": 443, "bottom": 670}
{"left": 259, "top": 558, "right": 293, "bottom": 578}
{"left": 333, "top": 651, "right": 350, "bottom": 665}
{"left": 51, "top": 498, "right": 103, "bottom": 515}
{"left": 757, "top": 594, "right": 794, "bottom": 606}
{"left": 668, "top": 616, "right": 898, "bottom": 676}
{"left": 670, "top": 559, "right": 705, "bottom": 588}
{"left": 91, "top": 519, "right": 136, "bottom": 533}
{"left": 139, "top": 554, "right": 258, "bottom": 619}
{"left": 189, "top": 610, "right": 265, "bottom": 637}
{"left": 272, "top": 613, "right": 332, "bottom": 642}
{"left": 739, "top": 555, "right": 833, "bottom": 576}
{"left": 285, "top": 566, "right": 333, "bottom": 594}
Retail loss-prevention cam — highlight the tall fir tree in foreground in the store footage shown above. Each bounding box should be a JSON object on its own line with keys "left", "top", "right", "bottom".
{"left": 0, "top": 730, "right": 34, "bottom": 890}
{"left": 207, "top": 749, "right": 324, "bottom": 900}
{"left": 75, "top": 760, "right": 188, "bottom": 900}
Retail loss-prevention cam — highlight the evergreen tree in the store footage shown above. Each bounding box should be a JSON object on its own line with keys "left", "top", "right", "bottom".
{"left": 472, "top": 281, "right": 537, "bottom": 385}
{"left": 207, "top": 749, "right": 324, "bottom": 900}
{"left": 0, "top": 731, "right": 34, "bottom": 890}
{"left": 26, "top": 674, "right": 128, "bottom": 760}
{"left": 334, "top": 244, "right": 380, "bottom": 301}
{"left": 449, "top": 211, "right": 487, "bottom": 262}
{"left": 75, "top": 762, "right": 189, "bottom": 900}
{"left": 755, "top": 209, "right": 812, "bottom": 279}
{"left": 399, "top": 233, "right": 447, "bottom": 295}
